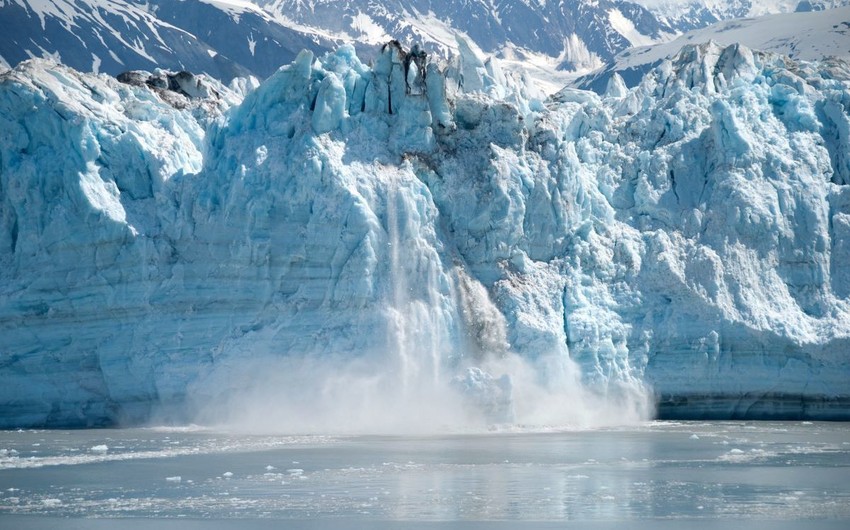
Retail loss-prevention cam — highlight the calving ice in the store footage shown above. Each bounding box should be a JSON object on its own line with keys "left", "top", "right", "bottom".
{"left": 0, "top": 39, "right": 848, "bottom": 430}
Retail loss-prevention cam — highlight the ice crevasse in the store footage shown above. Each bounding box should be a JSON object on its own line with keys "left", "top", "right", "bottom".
{"left": 0, "top": 40, "right": 849, "bottom": 428}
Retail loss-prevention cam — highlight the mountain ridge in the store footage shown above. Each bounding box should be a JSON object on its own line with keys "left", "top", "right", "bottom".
{"left": 5, "top": 0, "right": 848, "bottom": 86}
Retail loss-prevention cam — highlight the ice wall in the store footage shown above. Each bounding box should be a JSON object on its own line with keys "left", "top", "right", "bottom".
{"left": 1, "top": 41, "right": 849, "bottom": 428}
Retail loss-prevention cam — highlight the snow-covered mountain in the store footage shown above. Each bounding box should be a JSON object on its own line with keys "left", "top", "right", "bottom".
{"left": 0, "top": 0, "right": 672, "bottom": 82}
{"left": 1, "top": 39, "right": 849, "bottom": 428}
{"left": 639, "top": 0, "right": 850, "bottom": 32}
{"left": 254, "top": 0, "right": 850, "bottom": 70}
{"left": 254, "top": 0, "right": 676, "bottom": 69}
{"left": 3, "top": 0, "right": 849, "bottom": 91}
{"left": 574, "top": 5, "right": 850, "bottom": 92}
{"left": 0, "top": 0, "right": 339, "bottom": 82}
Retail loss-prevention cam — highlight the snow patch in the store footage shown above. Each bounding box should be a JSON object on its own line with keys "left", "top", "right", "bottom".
{"left": 247, "top": 33, "right": 256, "bottom": 56}
{"left": 559, "top": 34, "right": 605, "bottom": 72}
{"left": 609, "top": 8, "right": 656, "bottom": 47}
{"left": 350, "top": 12, "right": 390, "bottom": 44}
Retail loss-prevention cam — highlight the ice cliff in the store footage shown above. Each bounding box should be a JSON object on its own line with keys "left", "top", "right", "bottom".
{"left": 1, "top": 41, "right": 849, "bottom": 428}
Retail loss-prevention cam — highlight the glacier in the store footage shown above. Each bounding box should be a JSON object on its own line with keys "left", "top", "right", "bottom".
{"left": 1, "top": 40, "right": 849, "bottom": 429}
{"left": 575, "top": 5, "right": 850, "bottom": 93}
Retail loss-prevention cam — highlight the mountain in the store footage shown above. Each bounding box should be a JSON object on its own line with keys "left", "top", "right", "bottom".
{"left": 255, "top": 0, "right": 674, "bottom": 69}
{"left": 0, "top": 0, "right": 338, "bottom": 82}
{"left": 255, "top": 0, "right": 850, "bottom": 67}
{"left": 640, "top": 0, "right": 850, "bottom": 33}
{"left": 1, "top": 39, "right": 849, "bottom": 428}
{"left": 0, "top": 0, "right": 676, "bottom": 82}
{"left": 3, "top": 0, "right": 849, "bottom": 87}
{"left": 574, "top": 5, "right": 850, "bottom": 92}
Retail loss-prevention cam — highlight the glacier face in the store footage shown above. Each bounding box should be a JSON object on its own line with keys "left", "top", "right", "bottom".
{"left": 1, "top": 41, "right": 849, "bottom": 428}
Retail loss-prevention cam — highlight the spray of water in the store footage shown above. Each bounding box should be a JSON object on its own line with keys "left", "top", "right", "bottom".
{"left": 189, "top": 173, "right": 652, "bottom": 434}
{"left": 190, "top": 347, "right": 651, "bottom": 434}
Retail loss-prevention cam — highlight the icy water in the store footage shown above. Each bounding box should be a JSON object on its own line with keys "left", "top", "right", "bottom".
{"left": 1, "top": 422, "right": 849, "bottom": 529}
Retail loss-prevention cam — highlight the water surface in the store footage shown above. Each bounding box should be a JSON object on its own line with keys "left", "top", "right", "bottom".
{"left": 1, "top": 421, "right": 848, "bottom": 527}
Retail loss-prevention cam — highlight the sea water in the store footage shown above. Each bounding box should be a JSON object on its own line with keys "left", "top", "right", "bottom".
{"left": 1, "top": 421, "right": 848, "bottom": 528}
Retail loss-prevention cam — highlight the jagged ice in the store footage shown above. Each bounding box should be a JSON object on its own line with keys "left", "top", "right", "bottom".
{"left": 0, "top": 39, "right": 849, "bottom": 428}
